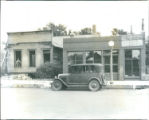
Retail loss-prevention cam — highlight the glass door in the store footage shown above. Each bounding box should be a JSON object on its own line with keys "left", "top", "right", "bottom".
{"left": 125, "top": 49, "right": 140, "bottom": 79}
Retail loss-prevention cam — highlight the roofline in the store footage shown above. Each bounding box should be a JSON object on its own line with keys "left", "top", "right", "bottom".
{"left": 64, "top": 36, "right": 120, "bottom": 40}
{"left": 7, "top": 30, "right": 52, "bottom": 35}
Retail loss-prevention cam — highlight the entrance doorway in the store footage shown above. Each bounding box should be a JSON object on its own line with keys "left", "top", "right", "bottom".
{"left": 125, "top": 49, "right": 141, "bottom": 79}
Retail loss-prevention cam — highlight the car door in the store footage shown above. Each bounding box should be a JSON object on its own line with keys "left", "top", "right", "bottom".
{"left": 68, "top": 66, "right": 85, "bottom": 84}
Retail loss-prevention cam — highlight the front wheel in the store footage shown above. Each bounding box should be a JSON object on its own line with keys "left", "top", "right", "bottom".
{"left": 88, "top": 79, "right": 102, "bottom": 91}
{"left": 51, "top": 79, "right": 63, "bottom": 91}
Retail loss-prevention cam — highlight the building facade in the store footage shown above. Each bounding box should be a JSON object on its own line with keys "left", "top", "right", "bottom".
{"left": 63, "top": 32, "right": 147, "bottom": 81}
{"left": 6, "top": 30, "right": 62, "bottom": 74}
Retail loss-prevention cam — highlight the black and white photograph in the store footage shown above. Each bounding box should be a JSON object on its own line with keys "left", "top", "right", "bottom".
{"left": 1, "top": 1, "right": 149, "bottom": 119}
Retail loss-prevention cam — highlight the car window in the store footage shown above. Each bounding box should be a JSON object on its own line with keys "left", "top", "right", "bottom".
{"left": 94, "top": 66, "right": 102, "bottom": 73}
{"left": 86, "top": 65, "right": 94, "bottom": 73}
{"left": 85, "top": 65, "right": 102, "bottom": 73}
{"left": 69, "top": 66, "right": 85, "bottom": 74}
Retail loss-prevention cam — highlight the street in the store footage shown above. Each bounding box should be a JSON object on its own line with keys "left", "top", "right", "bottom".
{"left": 1, "top": 87, "right": 149, "bottom": 119}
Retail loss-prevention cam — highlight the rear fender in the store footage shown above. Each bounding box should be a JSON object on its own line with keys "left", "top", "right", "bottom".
{"left": 54, "top": 78, "right": 68, "bottom": 87}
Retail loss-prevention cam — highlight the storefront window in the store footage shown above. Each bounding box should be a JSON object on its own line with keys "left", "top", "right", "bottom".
{"left": 86, "top": 51, "right": 94, "bottom": 63}
{"left": 103, "top": 50, "right": 118, "bottom": 73}
{"left": 68, "top": 52, "right": 83, "bottom": 65}
{"left": 94, "top": 51, "right": 102, "bottom": 63}
{"left": 76, "top": 53, "right": 83, "bottom": 64}
{"left": 86, "top": 51, "right": 102, "bottom": 64}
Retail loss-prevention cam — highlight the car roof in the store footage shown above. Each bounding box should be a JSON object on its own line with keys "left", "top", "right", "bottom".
{"left": 69, "top": 64, "right": 103, "bottom": 67}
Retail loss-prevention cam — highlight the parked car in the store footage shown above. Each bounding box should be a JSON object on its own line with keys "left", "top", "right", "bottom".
{"left": 51, "top": 64, "right": 106, "bottom": 91}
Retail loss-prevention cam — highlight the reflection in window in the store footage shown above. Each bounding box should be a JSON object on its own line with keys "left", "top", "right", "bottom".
{"left": 76, "top": 53, "right": 83, "bottom": 64}
{"left": 68, "top": 52, "right": 83, "bottom": 65}
{"left": 125, "top": 49, "right": 140, "bottom": 77}
{"left": 132, "top": 50, "right": 140, "bottom": 59}
{"left": 94, "top": 51, "right": 102, "bottom": 63}
{"left": 86, "top": 51, "right": 94, "bottom": 63}
{"left": 86, "top": 51, "right": 102, "bottom": 64}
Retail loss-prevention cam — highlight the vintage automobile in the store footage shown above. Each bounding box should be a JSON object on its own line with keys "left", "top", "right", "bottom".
{"left": 51, "top": 64, "right": 106, "bottom": 91}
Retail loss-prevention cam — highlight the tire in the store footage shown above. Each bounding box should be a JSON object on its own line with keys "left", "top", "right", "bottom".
{"left": 88, "top": 79, "right": 102, "bottom": 91}
{"left": 51, "top": 79, "right": 63, "bottom": 91}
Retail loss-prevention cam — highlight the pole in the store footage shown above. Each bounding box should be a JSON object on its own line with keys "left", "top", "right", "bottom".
{"left": 110, "top": 47, "right": 113, "bottom": 81}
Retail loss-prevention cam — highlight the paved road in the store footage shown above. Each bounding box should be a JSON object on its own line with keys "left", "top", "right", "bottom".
{"left": 1, "top": 87, "right": 149, "bottom": 119}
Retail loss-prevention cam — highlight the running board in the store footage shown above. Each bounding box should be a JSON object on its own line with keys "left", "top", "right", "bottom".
{"left": 66, "top": 84, "right": 88, "bottom": 87}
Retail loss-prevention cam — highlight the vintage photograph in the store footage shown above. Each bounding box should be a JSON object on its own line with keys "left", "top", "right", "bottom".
{"left": 1, "top": 1, "right": 149, "bottom": 119}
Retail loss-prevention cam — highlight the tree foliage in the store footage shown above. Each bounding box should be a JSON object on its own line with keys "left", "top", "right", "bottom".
{"left": 79, "top": 27, "right": 92, "bottom": 35}
{"left": 35, "top": 62, "right": 62, "bottom": 78}
{"left": 39, "top": 22, "right": 67, "bottom": 36}
{"left": 112, "top": 28, "right": 127, "bottom": 36}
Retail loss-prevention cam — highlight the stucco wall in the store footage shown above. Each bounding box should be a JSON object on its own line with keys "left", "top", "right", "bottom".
{"left": 7, "top": 31, "right": 52, "bottom": 44}
{"left": 7, "top": 43, "right": 52, "bottom": 73}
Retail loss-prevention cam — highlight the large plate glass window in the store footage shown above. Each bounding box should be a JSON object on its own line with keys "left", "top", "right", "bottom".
{"left": 68, "top": 52, "right": 83, "bottom": 65}
{"left": 103, "top": 50, "right": 118, "bottom": 73}
{"left": 86, "top": 51, "right": 102, "bottom": 64}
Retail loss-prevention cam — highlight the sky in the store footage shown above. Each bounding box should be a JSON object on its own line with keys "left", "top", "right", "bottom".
{"left": 1, "top": 1, "right": 149, "bottom": 47}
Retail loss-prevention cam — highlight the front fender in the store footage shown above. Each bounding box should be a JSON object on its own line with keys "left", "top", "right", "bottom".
{"left": 53, "top": 78, "right": 68, "bottom": 87}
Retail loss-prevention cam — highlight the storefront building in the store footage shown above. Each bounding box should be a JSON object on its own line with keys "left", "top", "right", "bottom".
{"left": 63, "top": 32, "right": 146, "bottom": 81}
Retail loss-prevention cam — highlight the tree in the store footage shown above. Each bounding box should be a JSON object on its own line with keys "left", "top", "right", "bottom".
{"left": 117, "top": 29, "right": 127, "bottom": 35}
{"left": 111, "top": 28, "right": 118, "bottom": 36}
{"left": 39, "top": 22, "right": 67, "bottom": 36}
{"left": 79, "top": 27, "right": 92, "bottom": 35}
{"left": 35, "top": 62, "right": 62, "bottom": 78}
{"left": 112, "top": 28, "right": 127, "bottom": 36}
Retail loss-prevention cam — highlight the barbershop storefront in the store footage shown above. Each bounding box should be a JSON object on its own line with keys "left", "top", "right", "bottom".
{"left": 63, "top": 33, "right": 146, "bottom": 81}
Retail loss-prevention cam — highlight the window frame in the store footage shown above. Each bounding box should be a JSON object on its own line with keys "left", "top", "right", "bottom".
{"left": 29, "top": 49, "right": 36, "bottom": 67}
{"left": 14, "top": 50, "right": 22, "bottom": 68}
{"left": 43, "top": 49, "right": 51, "bottom": 63}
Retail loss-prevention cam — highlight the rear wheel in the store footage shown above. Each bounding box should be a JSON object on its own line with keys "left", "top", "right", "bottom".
{"left": 51, "top": 79, "right": 63, "bottom": 91}
{"left": 88, "top": 79, "right": 101, "bottom": 91}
